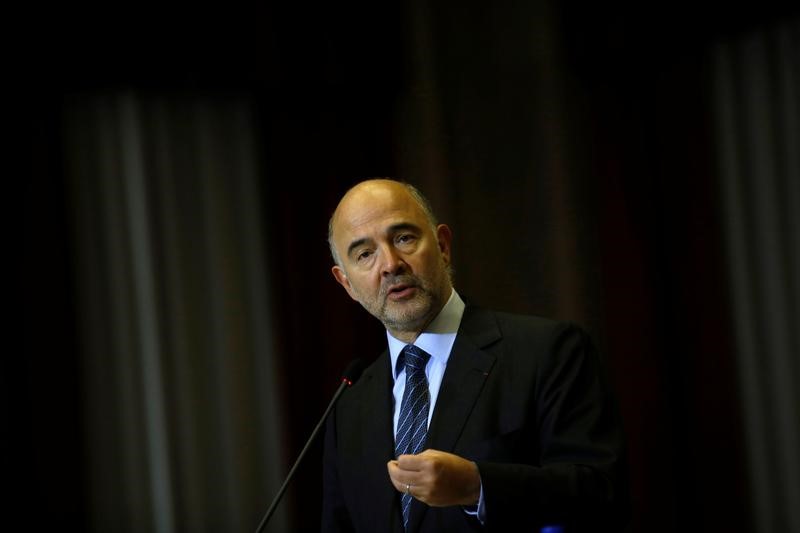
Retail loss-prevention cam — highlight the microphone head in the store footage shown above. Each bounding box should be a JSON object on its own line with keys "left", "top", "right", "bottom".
{"left": 341, "top": 358, "right": 365, "bottom": 386}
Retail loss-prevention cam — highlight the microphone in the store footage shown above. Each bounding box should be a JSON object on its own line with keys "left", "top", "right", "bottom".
{"left": 254, "top": 358, "right": 365, "bottom": 533}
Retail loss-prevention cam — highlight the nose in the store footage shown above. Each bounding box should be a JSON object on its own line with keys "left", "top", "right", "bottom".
{"left": 380, "top": 244, "right": 407, "bottom": 276}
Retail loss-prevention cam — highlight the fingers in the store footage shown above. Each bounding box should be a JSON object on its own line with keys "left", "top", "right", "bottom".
{"left": 395, "top": 451, "right": 429, "bottom": 470}
{"left": 386, "top": 450, "right": 481, "bottom": 507}
{"left": 386, "top": 459, "right": 423, "bottom": 496}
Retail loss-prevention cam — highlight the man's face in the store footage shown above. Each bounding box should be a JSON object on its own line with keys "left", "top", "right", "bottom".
{"left": 330, "top": 181, "right": 453, "bottom": 340}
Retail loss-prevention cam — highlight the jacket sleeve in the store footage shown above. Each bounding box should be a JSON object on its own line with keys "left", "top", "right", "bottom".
{"left": 475, "top": 323, "right": 629, "bottom": 532}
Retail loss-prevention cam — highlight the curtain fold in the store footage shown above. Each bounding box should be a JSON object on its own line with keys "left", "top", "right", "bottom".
{"left": 64, "top": 91, "right": 287, "bottom": 533}
{"left": 713, "top": 19, "right": 800, "bottom": 533}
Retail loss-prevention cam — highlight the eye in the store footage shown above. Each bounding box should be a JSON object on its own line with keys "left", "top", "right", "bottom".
{"left": 356, "top": 249, "right": 373, "bottom": 262}
{"left": 396, "top": 233, "right": 416, "bottom": 245}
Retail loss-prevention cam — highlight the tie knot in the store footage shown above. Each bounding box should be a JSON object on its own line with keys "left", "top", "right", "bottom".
{"left": 402, "top": 344, "right": 430, "bottom": 372}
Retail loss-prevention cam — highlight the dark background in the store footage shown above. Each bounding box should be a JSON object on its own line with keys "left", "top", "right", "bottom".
{"left": 13, "top": 1, "right": 798, "bottom": 532}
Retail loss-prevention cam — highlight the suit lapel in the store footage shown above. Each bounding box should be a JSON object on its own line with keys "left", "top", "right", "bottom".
{"left": 426, "top": 305, "right": 499, "bottom": 452}
{"left": 408, "top": 306, "right": 500, "bottom": 531}
{"left": 357, "top": 351, "right": 404, "bottom": 531}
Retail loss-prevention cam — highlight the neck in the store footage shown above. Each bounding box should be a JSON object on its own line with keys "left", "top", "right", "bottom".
{"left": 389, "top": 330, "right": 420, "bottom": 344}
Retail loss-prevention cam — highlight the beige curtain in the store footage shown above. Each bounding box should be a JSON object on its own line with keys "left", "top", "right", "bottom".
{"left": 713, "top": 19, "right": 800, "bottom": 532}
{"left": 64, "top": 91, "right": 287, "bottom": 533}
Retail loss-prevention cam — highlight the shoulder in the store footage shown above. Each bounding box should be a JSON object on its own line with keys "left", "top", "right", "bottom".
{"left": 461, "top": 304, "right": 585, "bottom": 347}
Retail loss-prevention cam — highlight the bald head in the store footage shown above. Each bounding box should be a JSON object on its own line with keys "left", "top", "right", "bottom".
{"left": 328, "top": 179, "right": 438, "bottom": 267}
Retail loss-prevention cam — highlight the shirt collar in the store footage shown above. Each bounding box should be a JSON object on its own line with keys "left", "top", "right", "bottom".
{"left": 388, "top": 289, "right": 465, "bottom": 378}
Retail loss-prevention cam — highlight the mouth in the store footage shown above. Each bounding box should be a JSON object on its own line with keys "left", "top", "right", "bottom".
{"left": 386, "top": 283, "right": 417, "bottom": 301}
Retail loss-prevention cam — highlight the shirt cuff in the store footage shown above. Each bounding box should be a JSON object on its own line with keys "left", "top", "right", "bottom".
{"left": 462, "top": 478, "right": 486, "bottom": 524}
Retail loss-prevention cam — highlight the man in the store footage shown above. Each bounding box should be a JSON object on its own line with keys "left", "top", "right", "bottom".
{"left": 322, "top": 179, "right": 628, "bottom": 532}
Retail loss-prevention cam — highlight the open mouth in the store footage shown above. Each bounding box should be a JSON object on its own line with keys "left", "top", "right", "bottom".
{"left": 387, "top": 283, "right": 416, "bottom": 300}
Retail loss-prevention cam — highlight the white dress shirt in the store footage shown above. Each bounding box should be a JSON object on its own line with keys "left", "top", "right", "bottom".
{"left": 387, "top": 289, "right": 465, "bottom": 435}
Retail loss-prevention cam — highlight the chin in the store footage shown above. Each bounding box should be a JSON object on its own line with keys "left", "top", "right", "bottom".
{"left": 384, "top": 308, "right": 433, "bottom": 334}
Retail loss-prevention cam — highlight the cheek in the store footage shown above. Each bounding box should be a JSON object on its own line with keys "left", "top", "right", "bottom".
{"left": 348, "top": 273, "right": 380, "bottom": 297}
{"left": 420, "top": 255, "right": 445, "bottom": 275}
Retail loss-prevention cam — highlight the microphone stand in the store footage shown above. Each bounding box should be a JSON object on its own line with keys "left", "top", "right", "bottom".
{"left": 255, "top": 360, "right": 363, "bottom": 533}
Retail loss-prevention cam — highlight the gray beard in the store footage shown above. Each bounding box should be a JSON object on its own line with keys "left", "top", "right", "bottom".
{"left": 378, "top": 291, "right": 436, "bottom": 333}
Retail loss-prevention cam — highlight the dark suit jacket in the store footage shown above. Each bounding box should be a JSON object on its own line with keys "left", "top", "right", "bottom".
{"left": 322, "top": 305, "right": 629, "bottom": 532}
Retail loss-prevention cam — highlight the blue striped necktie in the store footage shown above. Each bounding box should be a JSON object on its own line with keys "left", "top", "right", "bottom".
{"left": 395, "top": 344, "right": 431, "bottom": 529}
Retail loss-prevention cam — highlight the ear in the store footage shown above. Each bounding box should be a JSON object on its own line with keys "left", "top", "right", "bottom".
{"left": 332, "top": 265, "right": 359, "bottom": 301}
{"left": 436, "top": 224, "right": 453, "bottom": 265}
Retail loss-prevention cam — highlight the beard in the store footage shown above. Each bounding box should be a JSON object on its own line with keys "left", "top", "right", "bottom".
{"left": 356, "top": 272, "right": 448, "bottom": 335}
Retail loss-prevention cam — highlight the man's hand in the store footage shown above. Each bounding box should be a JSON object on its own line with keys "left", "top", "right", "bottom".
{"left": 387, "top": 449, "right": 481, "bottom": 507}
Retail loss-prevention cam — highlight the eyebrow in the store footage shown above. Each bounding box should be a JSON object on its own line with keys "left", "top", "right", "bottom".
{"left": 345, "top": 222, "right": 422, "bottom": 259}
{"left": 346, "top": 237, "right": 369, "bottom": 259}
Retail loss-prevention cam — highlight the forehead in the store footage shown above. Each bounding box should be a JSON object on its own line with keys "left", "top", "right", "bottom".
{"left": 333, "top": 183, "right": 428, "bottom": 240}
